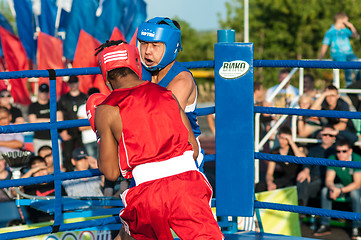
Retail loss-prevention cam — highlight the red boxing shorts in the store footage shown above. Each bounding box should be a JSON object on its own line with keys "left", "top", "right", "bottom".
{"left": 119, "top": 153, "right": 224, "bottom": 240}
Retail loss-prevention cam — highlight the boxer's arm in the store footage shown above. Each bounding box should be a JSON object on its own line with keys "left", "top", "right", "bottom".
{"left": 95, "top": 105, "right": 121, "bottom": 181}
{"left": 167, "top": 71, "right": 196, "bottom": 111}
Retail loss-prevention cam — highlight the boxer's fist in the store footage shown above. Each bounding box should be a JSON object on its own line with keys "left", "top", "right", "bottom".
{"left": 86, "top": 93, "right": 106, "bottom": 137}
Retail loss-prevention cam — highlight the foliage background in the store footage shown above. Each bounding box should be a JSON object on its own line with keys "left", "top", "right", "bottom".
{"left": 218, "top": 0, "right": 361, "bottom": 89}
{"left": 178, "top": 0, "right": 361, "bottom": 93}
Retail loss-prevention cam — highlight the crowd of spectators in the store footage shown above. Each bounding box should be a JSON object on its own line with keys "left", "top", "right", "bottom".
{"left": 207, "top": 65, "right": 361, "bottom": 238}
{"left": 250, "top": 68, "right": 361, "bottom": 239}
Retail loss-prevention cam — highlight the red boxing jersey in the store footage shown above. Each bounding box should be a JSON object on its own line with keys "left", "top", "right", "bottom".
{"left": 101, "top": 81, "right": 193, "bottom": 178}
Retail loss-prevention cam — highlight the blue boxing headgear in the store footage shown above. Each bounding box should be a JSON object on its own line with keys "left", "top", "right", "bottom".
{"left": 137, "top": 17, "right": 182, "bottom": 71}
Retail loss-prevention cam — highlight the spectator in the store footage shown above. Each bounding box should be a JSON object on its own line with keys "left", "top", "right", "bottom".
{"left": 77, "top": 87, "right": 100, "bottom": 159}
{"left": 62, "top": 148, "right": 103, "bottom": 197}
{"left": 28, "top": 83, "right": 63, "bottom": 157}
{"left": 21, "top": 156, "right": 66, "bottom": 223}
{"left": 256, "top": 126, "right": 305, "bottom": 192}
{"left": 314, "top": 140, "right": 361, "bottom": 239}
{"left": 37, "top": 145, "right": 63, "bottom": 174}
{"left": 311, "top": 85, "right": 356, "bottom": 138}
{"left": 297, "top": 126, "right": 337, "bottom": 207}
{"left": 303, "top": 74, "right": 317, "bottom": 99}
{"left": 57, "top": 76, "right": 87, "bottom": 172}
{"left": 297, "top": 94, "right": 321, "bottom": 138}
{"left": 319, "top": 12, "right": 360, "bottom": 87}
{"left": 38, "top": 145, "right": 52, "bottom": 159}
{"left": 21, "top": 156, "right": 48, "bottom": 179}
{"left": 0, "top": 89, "right": 24, "bottom": 124}
{"left": 265, "top": 68, "right": 299, "bottom": 108}
{"left": 255, "top": 81, "right": 273, "bottom": 137}
{"left": 254, "top": 81, "right": 266, "bottom": 106}
{"left": 0, "top": 106, "right": 24, "bottom": 153}
{"left": 0, "top": 155, "right": 13, "bottom": 201}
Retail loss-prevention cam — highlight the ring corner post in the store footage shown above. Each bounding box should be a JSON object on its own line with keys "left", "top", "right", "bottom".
{"left": 215, "top": 38, "right": 255, "bottom": 219}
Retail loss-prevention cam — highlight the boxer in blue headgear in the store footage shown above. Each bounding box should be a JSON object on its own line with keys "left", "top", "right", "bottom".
{"left": 137, "top": 17, "right": 204, "bottom": 171}
{"left": 137, "top": 17, "right": 182, "bottom": 71}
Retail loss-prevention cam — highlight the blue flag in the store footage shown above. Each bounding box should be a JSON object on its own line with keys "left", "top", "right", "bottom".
{"left": 63, "top": 0, "right": 146, "bottom": 60}
{"left": 92, "top": 0, "right": 125, "bottom": 43}
{"left": 123, "top": 0, "right": 147, "bottom": 41}
{"left": 93, "top": 0, "right": 147, "bottom": 43}
{"left": 13, "top": 0, "right": 36, "bottom": 62}
{"left": 58, "top": 9, "right": 70, "bottom": 33}
{"left": 39, "top": 0, "right": 57, "bottom": 36}
{"left": 63, "top": 0, "right": 99, "bottom": 60}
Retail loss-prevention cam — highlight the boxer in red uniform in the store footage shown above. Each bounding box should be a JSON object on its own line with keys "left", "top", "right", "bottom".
{"left": 88, "top": 40, "right": 224, "bottom": 240}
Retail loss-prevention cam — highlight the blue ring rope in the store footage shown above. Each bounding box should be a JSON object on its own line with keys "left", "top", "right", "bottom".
{"left": 0, "top": 169, "right": 102, "bottom": 188}
{"left": 255, "top": 106, "right": 361, "bottom": 119}
{"left": 0, "top": 59, "right": 360, "bottom": 80}
{"left": 255, "top": 152, "right": 361, "bottom": 169}
{"left": 255, "top": 201, "right": 361, "bottom": 221}
{"left": 254, "top": 60, "right": 361, "bottom": 69}
{"left": 1, "top": 58, "right": 361, "bottom": 238}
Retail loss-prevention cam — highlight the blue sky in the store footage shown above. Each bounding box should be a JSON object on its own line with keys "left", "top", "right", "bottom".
{"left": 145, "top": 0, "right": 229, "bottom": 31}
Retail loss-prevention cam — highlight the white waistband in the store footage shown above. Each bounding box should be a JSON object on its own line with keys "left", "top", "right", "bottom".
{"left": 132, "top": 150, "right": 197, "bottom": 186}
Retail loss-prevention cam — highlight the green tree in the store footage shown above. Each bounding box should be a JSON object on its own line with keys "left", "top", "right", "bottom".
{"left": 219, "top": 0, "right": 361, "bottom": 88}
{"left": 175, "top": 18, "right": 217, "bottom": 62}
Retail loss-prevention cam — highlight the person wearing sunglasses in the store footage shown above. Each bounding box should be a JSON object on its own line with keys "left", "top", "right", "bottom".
{"left": 0, "top": 89, "right": 24, "bottom": 124}
{"left": 297, "top": 126, "right": 337, "bottom": 209}
{"left": 314, "top": 139, "right": 361, "bottom": 239}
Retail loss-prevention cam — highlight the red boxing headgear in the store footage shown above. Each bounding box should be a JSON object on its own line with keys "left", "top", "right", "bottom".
{"left": 97, "top": 42, "right": 142, "bottom": 83}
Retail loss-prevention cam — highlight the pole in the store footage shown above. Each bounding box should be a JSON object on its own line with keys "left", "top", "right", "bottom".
{"left": 244, "top": 0, "right": 249, "bottom": 42}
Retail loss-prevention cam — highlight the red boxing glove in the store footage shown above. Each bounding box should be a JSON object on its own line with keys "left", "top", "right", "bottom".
{"left": 86, "top": 93, "right": 107, "bottom": 142}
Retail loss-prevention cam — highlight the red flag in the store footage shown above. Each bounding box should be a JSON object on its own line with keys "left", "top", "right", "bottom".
{"left": 110, "top": 27, "right": 125, "bottom": 41}
{"left": 92, "top": 74, "right": 110, "bottom": 95}
{"left": 73, "top": 30, "right": 109, "bottom": 95}
{"left": 130, "top": 28, "right": 138, "bottom": 47}
{"left": 0, "top": 26, "right": 31, "bottom": 105}
{"left": 37, "top": 31, "right": 65, "bottom": 97}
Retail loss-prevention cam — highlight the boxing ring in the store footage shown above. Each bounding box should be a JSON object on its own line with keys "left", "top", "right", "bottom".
{"left": 1, "top": 40, "right": 361, "bottom": 239}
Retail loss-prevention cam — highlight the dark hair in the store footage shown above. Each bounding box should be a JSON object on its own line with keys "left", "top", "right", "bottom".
{"left": 279, "top": 68, "right": 290, "bottom": 75}
{"left": 68, "top": 75, "right": 79, "bottom": 83}
{"left": 278, "top": 126, "right": 292, "bottom": 135}
{"left": 254, "top": 81, "right": 262, "bottom": 92}
{"left": 95, "top": 40, "right": 127, "bottom": 56}
{"left": 0, "top": 106, "right": 10, "bottom": 115}
{"left": 304, "top": 74, "right": 314, "bottom": 83}
{"left": 334, "top": 12, "right": 347, "bottom": 22}
{"left": 38, "top": 145, "right": 52, "bottom": 155}
{"left": 88, "top": 87, "right": 100, "bottom": 96}
{"left": 107, "top": 68, "right": 137, "bottom": 81}
{"left": 335, "top": 139, "right": 352, "bottom": 149}
{"left": 0, "top": 89, "right": 10, "bottom": 96}
{"left": 158, "top": 18, "right": 181, "bottom": 30}
{"left": 29, "top": 156, "right": 46, "bottom": 167}
{"left": 326, "top": 85, "right": 338, "bottom": 92}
